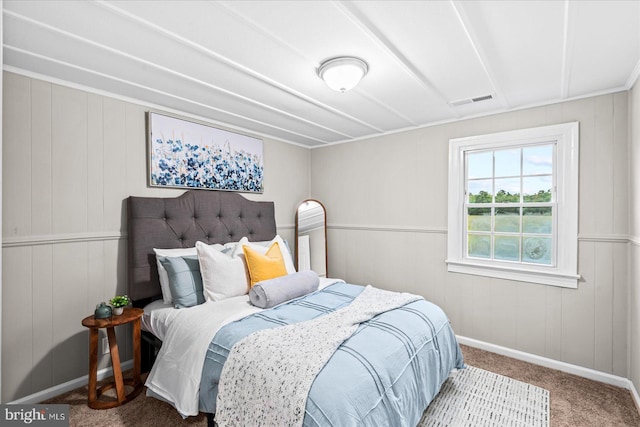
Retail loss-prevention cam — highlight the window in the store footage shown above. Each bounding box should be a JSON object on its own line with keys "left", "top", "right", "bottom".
{"left": 447, "top": 122, "right": 580, "bottom": 288}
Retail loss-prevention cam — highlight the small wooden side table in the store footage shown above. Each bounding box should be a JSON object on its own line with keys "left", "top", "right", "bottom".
{"left": 81, "top": 307, "right": 144, "bottom": 409}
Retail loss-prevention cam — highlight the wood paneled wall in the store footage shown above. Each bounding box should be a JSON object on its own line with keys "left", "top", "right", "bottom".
{"left": 629, "top": 83, "right": 640, "bottom": 396}
{"left": 312, "top": 92, "right": 631, "bottom": 378}
{"left": 1, "top": 71, "right": 310, "bottom": 402}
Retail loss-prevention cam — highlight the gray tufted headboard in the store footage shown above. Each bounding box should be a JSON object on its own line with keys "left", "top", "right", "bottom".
{"left": 127, "top": 190, "right": 277, "bottom": 303}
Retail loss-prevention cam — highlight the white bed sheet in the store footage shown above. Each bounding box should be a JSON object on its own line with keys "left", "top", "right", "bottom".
{"left": 141, "top": 299, "right": 180, "bottom": 341}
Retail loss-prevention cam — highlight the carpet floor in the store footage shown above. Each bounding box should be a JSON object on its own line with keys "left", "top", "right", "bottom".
{"left": 44, "top": 344, "right": 640, "bottom": 426}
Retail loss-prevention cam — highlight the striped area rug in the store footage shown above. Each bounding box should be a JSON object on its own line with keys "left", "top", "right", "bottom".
{"left": 419, "top": 366, "right": 549, "bottom": 427}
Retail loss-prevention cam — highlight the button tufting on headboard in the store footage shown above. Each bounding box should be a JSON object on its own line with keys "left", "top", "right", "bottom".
{"left": 127, "top": 190, "right": 277, "bottom": 303}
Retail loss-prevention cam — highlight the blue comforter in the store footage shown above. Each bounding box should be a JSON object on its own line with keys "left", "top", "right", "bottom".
{"left": 199, "top": 282, "right": 464, "bottom": 426}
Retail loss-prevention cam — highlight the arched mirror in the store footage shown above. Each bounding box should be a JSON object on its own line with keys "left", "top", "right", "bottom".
{"left": 295, "top": 199, "right": 327, "bottom": 277}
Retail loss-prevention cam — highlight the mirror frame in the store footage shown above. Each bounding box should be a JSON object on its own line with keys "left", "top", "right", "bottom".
{"left": 294, "top": 199, "right": 328, "bottom": 275}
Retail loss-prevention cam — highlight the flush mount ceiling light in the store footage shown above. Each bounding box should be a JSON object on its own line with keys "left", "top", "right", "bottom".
{"left": 317, "top": 57, "right": 369, "bottom": 92}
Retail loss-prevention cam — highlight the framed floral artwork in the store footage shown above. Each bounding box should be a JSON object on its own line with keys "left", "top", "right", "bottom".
{"left": 148, "top": 112, "right": 264, "bottom": 193}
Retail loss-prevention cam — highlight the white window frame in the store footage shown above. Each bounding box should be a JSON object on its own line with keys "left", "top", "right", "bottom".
{"left": 446, "top": 122, "right": 580, "bottom": 288}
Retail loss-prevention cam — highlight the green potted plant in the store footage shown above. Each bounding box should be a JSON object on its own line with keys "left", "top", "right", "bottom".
{"left": 109, "top": 295, "right": 131, "bottom": 315}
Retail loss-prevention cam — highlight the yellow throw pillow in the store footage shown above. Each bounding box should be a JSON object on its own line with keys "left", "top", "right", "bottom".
{"left": 242, "top": 241, "right": 288, "bottom": 287}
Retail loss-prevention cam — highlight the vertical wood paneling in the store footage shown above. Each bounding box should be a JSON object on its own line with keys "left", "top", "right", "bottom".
{"left": 419, "top": 234, "right": 447, "bottom": 308}
{"left": 31, "top": 245, "right": 53, "bottom": 393}
{"left": 612, "top": 243, "right": 628, "bottom": 377}
{"left": 628, "top": 84, "right": 640, "bottom": 393}
{"left": 564, "top": 242, "right": 596, "bottom": 368}
{"left": 595, "top": 96, "right": 614, "bottom": 234}
{"left": 516, "top": 282, "right": 546, "bottom": 355}
{"left": 102, "top": 98, "right": 127, "bottom": 232}
{"left": 443, "top": 271, "right": 463, "bottom": 332}
{"left": 472, "top": 276, "right": 495, "bottom": 342}
{"left": 544, "top": 285, "right": 563, "bottom": 361}
{"left": 630, "top": 244, "right": 640, "bottom": 391}
{"left": 594, "top": 242, "right": 614, "bottom": 372}
{"left": 612, "top": 92, "right": 628, "bottom": 235}
{"left": 51, "top": 243, "right": 88, "bottom": 384}
{"left": 31, "top": 80, "right": 52, "bottom": 236}
{"left": 326, "top": 228, "right": 346, "bottom": 280}
{"left": 87, "top": 241, "right": 111, "bottom": 371}
{"left": 1, "top": 247, "right": 33, "bottom": 402}
{"left": 125, "top": 105, "right": 147, "bottom": 197}
{"left": 566, "top": 98, "right": 597, "bottom": 235}
{"left": 87, "top": 94, "right": 104, "bottom": 232}
{"left": 51, "top": 86, "right": 88, "bottom": 234}
{"left": 489, "top": 279, "right": 517, "bottom": 349}
{"left": 3, "top": 73, "right": 31, "bottom": 238}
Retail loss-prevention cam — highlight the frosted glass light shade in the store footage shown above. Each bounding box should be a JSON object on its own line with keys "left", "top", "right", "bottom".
{"left": 318, "top": 57, "right": 368, "bottom": 92}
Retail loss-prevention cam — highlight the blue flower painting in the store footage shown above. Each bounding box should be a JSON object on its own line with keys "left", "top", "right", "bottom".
{"left": 149, "top": 112, "right": 263, "bottom": 193}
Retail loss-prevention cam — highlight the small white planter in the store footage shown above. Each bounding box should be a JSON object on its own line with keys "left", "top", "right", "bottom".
{"left": 112, "top": 307, "right": 124, "bottom": 316}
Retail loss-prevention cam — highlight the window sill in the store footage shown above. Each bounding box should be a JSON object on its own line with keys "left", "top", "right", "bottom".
{"left": 445, "top": 260, "right": 579, "bottom": 288}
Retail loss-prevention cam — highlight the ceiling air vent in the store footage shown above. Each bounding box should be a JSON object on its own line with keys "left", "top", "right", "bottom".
{"left": 449, "top": 94, "right": 493, "bottom": 107}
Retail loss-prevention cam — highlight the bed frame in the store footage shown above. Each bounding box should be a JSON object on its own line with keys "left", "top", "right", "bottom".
{"left": 126, "top": 190, "right": 277, "bottom": 373}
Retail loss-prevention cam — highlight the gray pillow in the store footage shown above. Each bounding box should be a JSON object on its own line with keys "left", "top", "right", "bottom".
{"left": 158, "top": 255, "right": 204, "bottom": 308}
{"left": 249, "top": 270, "right": 319, "bottom": 309}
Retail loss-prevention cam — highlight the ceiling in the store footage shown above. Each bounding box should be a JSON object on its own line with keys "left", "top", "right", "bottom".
{"left": 3, "top": 1, "right": 640, "bottom": 147}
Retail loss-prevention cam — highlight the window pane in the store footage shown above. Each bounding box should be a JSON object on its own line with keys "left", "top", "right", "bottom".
{"left": 495, "top": 178, "right": 520, "bottom": 203}
{"left": 495, "top": 207, "right": 520, "bottom": 232}
{"left": 522, "top": 237, "right": 552, "bottom": 264}
{"left": 468, "top": 180, "right": 492, "bottom": 203}
{"left": 468, "top": 151, "right": 493, "bottom": 179}
{"left": 494, "top": 148, "right": 520, "bottom": 177}
{"left": 494, "top": 236, "right": 520, "bottom": 261}
{"left": 523, "top": 176, "right": 552, "bottom": 202}
{"left": 523, "top": 145, "right": 553, "bottom": 175}
{"left": 468, "top": 208, "right": 491, "bottom": 231}
{"left": 468, "top": 234, "right": 491, "bottom": 258}
{"left": 523, "top": 207, "right": 552, "bottom": 234}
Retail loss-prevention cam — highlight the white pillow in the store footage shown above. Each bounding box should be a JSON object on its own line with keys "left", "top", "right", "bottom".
{"left": 196, "top": 241, "right": 250, "bottom": 302}
{"left": 154, "top": 244, "right": 223, "bottom": 304}
{"left": 245, "top": 235, "right": 296, "bottom": 274}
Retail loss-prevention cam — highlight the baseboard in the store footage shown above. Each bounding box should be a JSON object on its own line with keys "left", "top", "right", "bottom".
{"left": 7, "top": 360, "right": 133, "bottom": 404}
{"left": 457, "top": 335, "right": 640, "bottom": 414}
{"left": 630, "top": 377, "right": 640, "bottom": 416}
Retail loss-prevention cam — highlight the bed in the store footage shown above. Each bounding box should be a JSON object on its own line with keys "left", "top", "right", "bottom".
{"left": 127, "top": 190, "right": 463, "bottom": 426}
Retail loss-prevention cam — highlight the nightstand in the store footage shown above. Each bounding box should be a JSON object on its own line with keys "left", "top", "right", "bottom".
{"left": 81, "top": 307, "right": 144, "bottom": 409}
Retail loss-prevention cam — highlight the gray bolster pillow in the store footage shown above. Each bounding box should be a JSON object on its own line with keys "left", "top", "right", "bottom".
{"left": 249, "top": 270, "right": 320, "bottom": 309}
